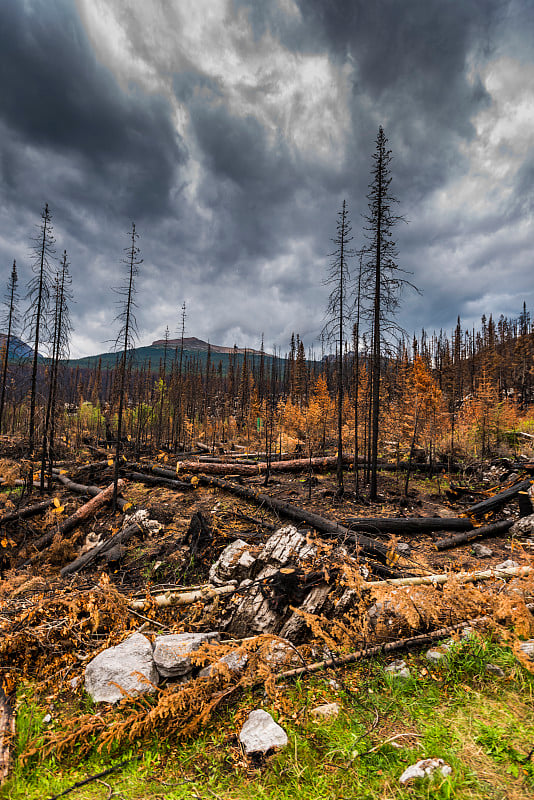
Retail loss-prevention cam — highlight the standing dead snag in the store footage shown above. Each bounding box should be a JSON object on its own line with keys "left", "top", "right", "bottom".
{"left": 112, "top": 223, "right": 141, "bottom": 511}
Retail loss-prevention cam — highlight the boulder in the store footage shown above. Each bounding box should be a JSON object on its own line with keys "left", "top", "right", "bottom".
{"left": 239, "top": 709, "right": 288, "bottom": 755}
{"left": 510, "top": 515, "right": 534, "bottom": 537}
{"left": 518, "top": 639, "right": 534, "bottom": 661}
{"left": 153, "top": 632, "right": 220, "bottom": 677}
{"left": 258, "top": 526, "right": 315, "bottom": 566}
{"left": 385, "top": 659, "right": 411, "bottom": 679}
{"left": 84, "top": 633, "right": 158, "bottom": 704}
{"left": 209, "top": 540, "right": 256, "bottom": 586}
{"left": 198, "top": 649, "right": 248, "bottom": 678}
{"left": 472, "top": 543, "right": 492, "bottom": 558}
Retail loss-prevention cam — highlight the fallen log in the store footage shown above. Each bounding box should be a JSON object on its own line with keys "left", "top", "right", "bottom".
{"left": 60, "top": 518, "right": 143, "bottom": 578}
{"left": 123, "top": 471, "right": 193, "bottom": 491}
{"left": 465, "top": 478, "right": 533, "bottom": 517}
{"left": 150, "top": 466, "right": 391, "bottom": 564}
{"left": 365, "top": 564, "right": 532, "bottom": 588}
{"left": 436, "top": 519, "right": 514, "bottom": 551}
{"left": 340, "top": 516, "right": 473, "bottom": 535}
{"left": 130, "top": 583, "right": 237, "bottom": 610}
{"left": 55, "top": 473, "right": 128, "bottom": 511}
{"left": 0, "top": 497, "right": 55, "bottom": 525}
{"left": 173, "top": 456, "right": 457, "bottom": 476}
{"left": 30, "top": 480, "right": 124, "bottom": 554}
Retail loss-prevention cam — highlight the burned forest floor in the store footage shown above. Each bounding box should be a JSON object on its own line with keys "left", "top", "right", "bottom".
{"left": 1, "top": 440, "right": 534, "bottom": 799}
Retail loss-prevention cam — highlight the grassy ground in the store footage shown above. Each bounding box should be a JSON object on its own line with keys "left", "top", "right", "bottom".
{"left": 4, "top": 633, "right": 534, "bottom": 800}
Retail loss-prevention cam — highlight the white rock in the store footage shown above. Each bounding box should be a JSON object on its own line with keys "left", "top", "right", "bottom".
{"left": 239, "top": 709, "right": 288, "bottom": 755}
{"left": 153, "top": 632, "right": 220, "bottom": 677}
{"left": 84, "top": 633, "right": 158, "bottom": 704}
{"left": 42, "top": 713, "right": 52, "bottom": 724}
{"left": 399, "top": 758, "right": 452, "bottom": 785}
{"left": 311, "top": 702, "right": 340, "bottom": 720}
{"left": 396, "top": 542, "right": 411, "bottom": 555}
{"left": 209, "top": 540, "right": 256, "bottom": 586}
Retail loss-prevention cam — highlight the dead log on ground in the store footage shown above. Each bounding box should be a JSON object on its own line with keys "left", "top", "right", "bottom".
{"left": 60, "top": 518, "right": 144, "bottom": 578}
{"left": 465, "top": 478, "right": 533, "bottom": 517}
{"left": 340, "top": 516, "right": 473, "bottom": 535}
{"left": 123, "top": 471, "right": 193, "bottom": 491}
{"left": 30, "top": 480, "right": 124, "bottom": 553}
{"left": 150, "top": 466, "right": 391, "bottom": 564}
{"left": 436, "top": 519, "right": 514, "bottom": 551}
{"left": 55, "top": 473, "right": 128, "bottom": 511}
{"left": 0, "top": 498, "right": 55, "bottom": 525}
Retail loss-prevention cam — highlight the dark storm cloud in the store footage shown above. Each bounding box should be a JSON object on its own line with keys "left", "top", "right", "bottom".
{"left": 0, "top": 0, "right": 184, "bottom": 222}
{"left": 0, "top": 0, "right": 532, "bottom": 357}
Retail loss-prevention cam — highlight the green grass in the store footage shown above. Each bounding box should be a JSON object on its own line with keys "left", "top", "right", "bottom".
{"left": 4, "top": 634, "right": 534, "bottom": 800}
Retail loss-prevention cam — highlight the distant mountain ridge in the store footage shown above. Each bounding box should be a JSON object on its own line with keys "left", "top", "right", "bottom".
{"left": 0, "top": 333, "right": 35, "bottom": 360}
{"left": 150, "top": 336, "right": 264, "bottom": 356}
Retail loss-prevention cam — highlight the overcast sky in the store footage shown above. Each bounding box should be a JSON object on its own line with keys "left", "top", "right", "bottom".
{"left": 1, "top": 0, "right": 533, "bottom": 358}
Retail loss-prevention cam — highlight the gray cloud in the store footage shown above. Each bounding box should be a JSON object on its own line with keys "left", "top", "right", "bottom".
{"left": 0, "top": 0, "right": 532, "bottom": 358}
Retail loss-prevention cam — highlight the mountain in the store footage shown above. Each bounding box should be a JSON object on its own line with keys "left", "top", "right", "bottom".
{"left": 150, "top": 337, "right": 264, "bottom": 356}
{"left": 0, "top": 333, "right": 35, "bottom": 361}
{"left": 66, "top": 336, "right": 272, "bottom": 374}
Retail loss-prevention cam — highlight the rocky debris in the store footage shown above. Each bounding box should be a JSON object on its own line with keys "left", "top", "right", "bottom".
{"left": 85, "top": 633, "right": 159, "bottom": 704}
{"left": 153, "top": 632, "right": 220, "bottom": 677}
{"left": 259, "top": 526, "right": 315, "bottom": 566}
{"left": 396, "top": 542, "right": 411, "bottom": 556}
{"left": 399, "top": 758, "right": 452, "bottom": 785}
{"left": 209, "top": 539, "right": 257, "bottom": 586}
{"left": 385, "top": 659, "right": 410, "bottom": 679}
{"left": 199, "top": 649, "right": 248, "bottom": 678}
{"left": 486, "top": 663, "right": 505, "bottom": 677}
{"left": 311, "top": 702, "right": 340, "bottom": 720}
{"left": 239, "top": 709, "right": 288, "bottom": 755}
{"left": 123, "top": 509, "right": 163, "bottom": 536}
{"left": 279, "top": 582, "right": 331, "bottom": 642}
{"left": 472, "top": 543, "right": 493, "bottom": 558}
{"left": 518, "top": 639, "right": 534, "bottom": 661}
{"left": 510, "top": 514, "right": 534, "bottom": 537}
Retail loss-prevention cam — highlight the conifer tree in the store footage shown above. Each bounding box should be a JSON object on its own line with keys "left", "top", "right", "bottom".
{"left": 112, "top": 223, "right": 141, "bottom": 510}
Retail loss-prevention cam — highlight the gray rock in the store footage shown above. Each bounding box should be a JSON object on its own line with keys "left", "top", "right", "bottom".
{"left": 257, "top": 638, "right": 302, "bottom": 670}
{"left": 385, "top": 659, "right": 410, "bottom": 679}
{"left": 311, "top": 702, "right": 340, "bottom": 720}
{"left": 209, "top": 540, "right": 256, "bottom": 586}
{"left": 259, "top": 526, "right": 315, "bottom": 566}
{"left": 426, "top": 648, "right": 447, "bottom": 664}
{"left": 396, "top": 542, "right": 411, "bottom": 555}
{"left": 279, "top": 582, "right": 331, "bottom": 641}
{"left": 153, "top": 632, "right": 220, "bottom": 677}
{"left": 472, "top": 543, "right": 493, "bottom": 558}
{"left": 485, "top": 663, "right": 505, "bottom": 677}
{"left": 198, "top": 649, "right": 249, "bottom": 678}
{"left": 399, "top": 758, "right": 452, "bottom": 785}
{"left": 239, "top": 709, "right": 288, "bottom": 755}
{"left": 511, "top": 514, "right": 534, "bottom": 537}
{"left": 518, "top": 639, "right": 534, "bottom": 661}
{"left": 495, "top": 559, "right": 520, "bottom": 570}
{"left": 84, "top": 633, "right": 158, "bottom": 704}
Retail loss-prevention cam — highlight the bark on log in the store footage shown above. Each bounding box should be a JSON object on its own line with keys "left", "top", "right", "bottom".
{"left": 60, "top": 519, "right": 143, "bottom": 578}
{"left": 465, "top": 479, "right": 533, "bottom": 517}
{"left": 436, "top": 519, "right": 514, "bottom": 551}
{"left": 365, "top": 564, "right": 532, "bottom": 588}
{"left": 130, "top": 583, "right": 237, "bottom": 610}
{"left": 340, "top": 516, "right": 473, "bottom": 535}
{"left": 174, "top": 456, "right": 458, "bottom": 476}
{"left": 55, "top": 473, "right": 128, "bottom": 511}
{"left": 150, "top": 466, "right": 391, "bottom": 564}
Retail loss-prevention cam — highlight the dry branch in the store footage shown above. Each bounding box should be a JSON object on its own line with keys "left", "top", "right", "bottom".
{"left": 364, "top": 564, "right": 532, "bottom": 588}
{"left": 129, "top": 583, "right": 237, "bottom": 610}
{"left": 60, "top": 518, "right": 142, "bottom": 578}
